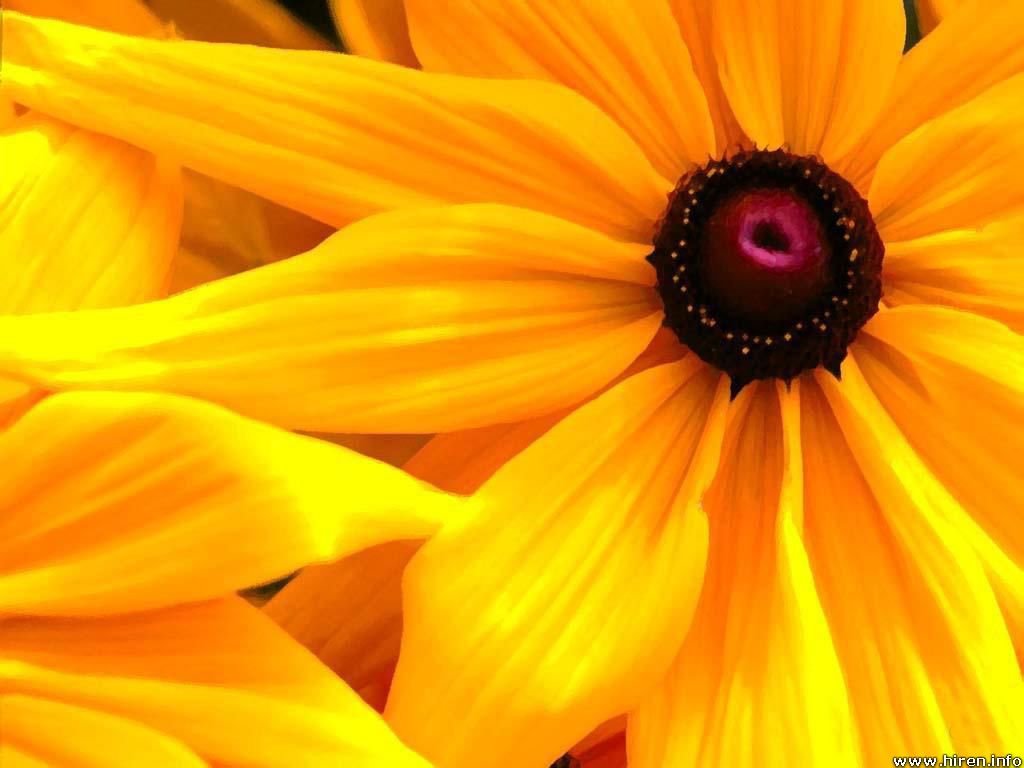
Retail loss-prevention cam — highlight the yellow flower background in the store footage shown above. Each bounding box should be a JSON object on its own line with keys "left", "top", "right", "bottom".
{"left": 0, "top": 0, "right": 1021, "bottom": 766}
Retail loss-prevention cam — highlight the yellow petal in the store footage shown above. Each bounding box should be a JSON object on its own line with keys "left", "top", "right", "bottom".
{"left": 386, "top": 358, "right": 729, "bottom": 768}
{"left": 1, "top": 13, "right": 668, "bottom": 242}
{"left": 266, "top": 541, "right": 417, "bottom": 712}
{"left": 147, "top": 0, "right": 332, "bottom": 49}
{"left": 330, "top": 0, "right": 419, "bottom": 66}
{"left": 0, "top": 114, "right": 182, "bottom": 313}
{"left": 815, "top": 357, "right": 1024, "bottom": 752}
{"left": 796, "top": 367, "right": 1022, "bottom": 759}
{"left": 0, "top": 391, "right": 456, "bottom": 617}
{"left": 841, "top": 0, "right": 1024, "bottom": 186}
{"left": 855, "top": 306, "right": 1024, "bottom": 621}
{"left": 669, "top": 0, "right": 747, "bottom": 152}
{"left": 883, "top": 218, "right": 1024, "bottom": 332}
{"left": 628, "top": 381, "right": 860, "bottom": 768}
{"left": 869, "top": 74, "right": 1024, "bottom": 242}
{"left": 711, "top": 0, "right": 904, "bottom": 160}
{"left": 0, "top": 205, "right": 661, "bottom": 433}
{"left": 0, "top": 598, "right": 433, "bottom": 768}
{"left": 5, "top": 0, "right": 164, "bottom": 35}
{"left": 0, "top": 744, "right": 49, "bottom": 768}
{"left": 0, "top": 695, "right": 205, "bottom": 767}
{"left": 404, "top": 0, "right": 715, "bottom": 179}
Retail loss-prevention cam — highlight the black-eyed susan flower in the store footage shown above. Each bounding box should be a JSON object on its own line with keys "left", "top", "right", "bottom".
{"left": 1, "top": 1, "right": 1023, "bottom": 765}
{"left": 0, "top": 390, "right": 454, "bottom": 765}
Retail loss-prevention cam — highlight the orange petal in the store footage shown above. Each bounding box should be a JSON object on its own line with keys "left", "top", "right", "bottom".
{"left": 330, "top": 0, "right": 419, "bottom": 66}
{"left": 314, "top": 433, "right": 432, "bottom": 468}
{"left": 628, "top": 381, "right": 860, "bottom": 767}
{"left": 855, "top": 306, "right": 1024, "bottom": 566}
{"left": 265, "top": 541, "right": 418, "bottom": 712}
{"left": 0, "top": 695, "right": 205, "bottom": 767}
{"left": 578, "top": 733, "right": 628, "bottom": 768}
{"left": 168, "top": 170, "right": 333, "bottom": 293}
{"left": 802, "top": 366, "right": 1022, "bottom": 758}
{"left": 0, "top": 113, "right": 182, "bottom": 313}
{"left": 0, "top": 205, "right": 661, "bottom": 433}
{"left": 404, "top": 0, "right": 715, "bottom": 180}
{"left": 855, "top": 306, "right": 1024, "bottom": 662}
{"left": 669, "top": 0, "right": 747, "bottom": 152}
{"left": 869, "top": 74, "right": 1024, "bottom": 242}
{"left": 0, "top": 598, "right": 433, "bottom": 767}
{"left": 841, "top": 0, "right": 1024, "bottom": 186}
{"left": 147, "top": 0, "right": 332, "bottom": 49}
{"left": 386, "top": 358, "right": 729, "bottom": 768}
{"left": 711, "top": 0, "right": 904, "bottom": 160}
{"left": 0, "top": 392, "right": 456, "bottom": 617}
{"left": 5, "top": 0, "right": 164, "bottom": 35}
{"left": 916, "top": 0, "right": 964, "bottom": 34}
{"left": 0, "top": 98, "right": 17, "bottom": 127}
{"left": 1, "top": 12, "right": 667, "bottom": 241}
{"left": 883, "top": 218, "right": 1024, "bottom": 332}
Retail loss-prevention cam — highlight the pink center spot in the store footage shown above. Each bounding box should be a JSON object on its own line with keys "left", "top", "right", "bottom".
{"left": 700, "top": 188, "right": 832, "bottom": 326}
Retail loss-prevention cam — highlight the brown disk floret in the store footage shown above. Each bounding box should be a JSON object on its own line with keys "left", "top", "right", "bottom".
{"left": 648, "top": 149, "right": 884, "bottom": 397}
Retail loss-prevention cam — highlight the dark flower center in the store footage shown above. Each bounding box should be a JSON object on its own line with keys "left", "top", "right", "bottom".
{"left": 647, "top": 149, "right": 883, "bottom": 396}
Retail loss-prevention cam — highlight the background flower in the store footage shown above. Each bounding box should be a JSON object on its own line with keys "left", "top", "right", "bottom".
{"left": 0, "top": 390, "right": 457, "bottom": 764}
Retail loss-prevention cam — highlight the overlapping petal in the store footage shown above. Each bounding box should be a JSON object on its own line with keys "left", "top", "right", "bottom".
{"left": 0, "top": 205, "right": 660, "bottom": 433}
{"left": 883, "top": 219, "right": 1024, "bottom": 332}
{"left": 869, "top": 75, "right": 1024, "bottom": 242}
{"left": 386, "top": 358, "right": 729, "bottom": 768}
{"left": 0, "top": 696, "right": 205, "bottom": 768}
{"left": 668, "top": 0, "right": 746, "bottom": 151}
{"left": 404, "top": 0, "right": 715, "bottom": 179}
{"left": 802, "top": 362, "right": 1023, "bottom": 759}
{"left": 0, "top": 114, "right": 182, "bottom": 313}
{"left": 267, "top": 410, "right": 566, "bottom": 709}
{"left": 266, "top": 541, "right": 418, "bottom": 711}
{"left": 147, "top": 0, "right": 333, "bottom": 48}
{"left": 916, "top": 0, "right": 963, "bottom": 33}
{"left": 1, "top": 12, "right": 668, "bottom": 241}
{"left": 0, "top": 599, "right": 433, "bottom": 767}
{"left": 0, "top": 99, "right": 16, "bottom": 127}
{"left": 0, "top": 392, "right": 455, "bottom": 617}
{"left": 169, "top": 170, "right": 333, "bottom": 293}
{"left": 5, "top": 0, "right": 165, "bottom": 35}
{"left": 711, "top": 0, "right": 904, "bottom": 160}
{"left": 854, "top": 306, "right": 1024, "bottom": 606}
{"left": 842, "top": 0, "right": 1024, "bottom": 185}
{"left": 330, "top": 0, "right": 418, "bottom": 65}
{"left": 628, "top": 382, "right": 859, "bottom": 767}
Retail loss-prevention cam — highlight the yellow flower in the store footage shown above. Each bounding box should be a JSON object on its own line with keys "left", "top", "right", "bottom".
{"left": 0, "top": 389, "right": 454, "bottom": 764}
{"left": 1, "top": 1, "right": 1024, "bottom": 766}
